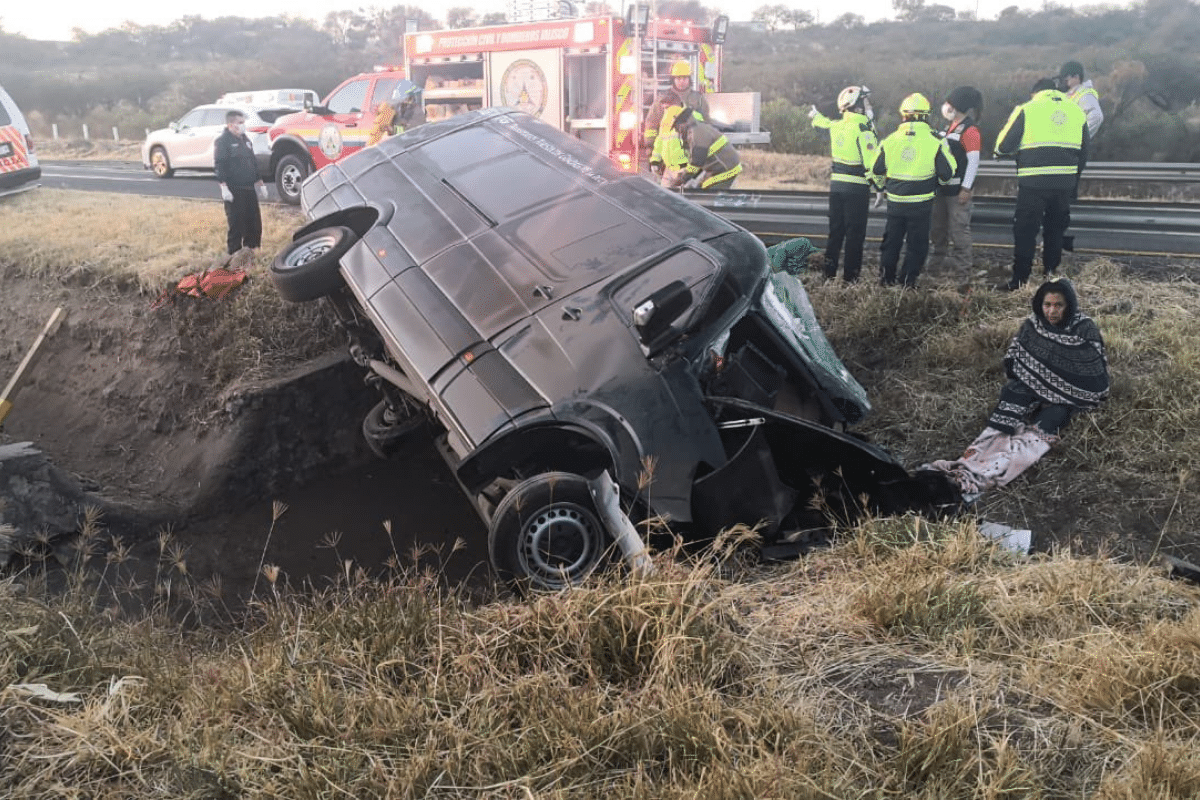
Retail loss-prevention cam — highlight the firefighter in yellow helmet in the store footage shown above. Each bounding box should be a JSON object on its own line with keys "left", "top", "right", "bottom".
{"left": 645, "top": 60, "right": 709, "bottom": 183}
{"left": 869, "top": 92, "right": 955, "bottom": 286}
{"left": 668, "top": 105, "right": 742, "bottom": 191}
{"left": 808, "top": 84, "right": 879, "bottom": 282}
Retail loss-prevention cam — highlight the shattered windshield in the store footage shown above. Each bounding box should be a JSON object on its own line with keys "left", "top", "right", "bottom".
{"left": 759, "top": 271, "right": 872, "bottom": 423}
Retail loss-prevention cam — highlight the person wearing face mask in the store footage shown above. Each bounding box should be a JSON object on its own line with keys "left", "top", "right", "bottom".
{"left": 214, "top": 110, "right": 268, "bottom": 256}
{"left": 930, "top": 86, "right": 982, "bottom": 277}
{"left": 807, "top": 85, "right": 878, "bottom": 282}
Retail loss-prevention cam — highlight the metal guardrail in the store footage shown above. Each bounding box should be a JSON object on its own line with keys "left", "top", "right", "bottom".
{"left": 977, "top": 160, "right": 1200, "bottom": 182}
{"left": 689, "top": 190, "right": 1200, "bottom": 233}
{"left": 684, "top": 189, "right": 1200, "bottom": 254}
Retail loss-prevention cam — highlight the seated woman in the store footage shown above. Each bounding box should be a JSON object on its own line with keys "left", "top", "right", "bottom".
{"left": 922, "top": 278, "right": 1110, "bottom": 502}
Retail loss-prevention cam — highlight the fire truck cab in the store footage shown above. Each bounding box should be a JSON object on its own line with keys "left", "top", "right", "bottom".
{"left": 403, "top": 10, "right": 766, "bottom": 174}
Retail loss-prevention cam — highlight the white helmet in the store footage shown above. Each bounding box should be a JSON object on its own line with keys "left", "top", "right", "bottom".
{"left": 837, "top": 85, "right": 871, "bottom": 113}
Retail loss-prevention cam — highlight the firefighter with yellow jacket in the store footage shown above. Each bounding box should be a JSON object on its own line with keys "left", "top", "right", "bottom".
{"left": 666, "top": 106, "right": 742, "bottom": 191}
{"left": 870, "top": 93, "right": 955, "bottom": 287}
{"left": 646, "top": 61, "right": 709, "bottom": 185}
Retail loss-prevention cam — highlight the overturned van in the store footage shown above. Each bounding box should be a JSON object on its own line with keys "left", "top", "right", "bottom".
{"left": 271, "top": 109, "right": 956, "bottom": 591}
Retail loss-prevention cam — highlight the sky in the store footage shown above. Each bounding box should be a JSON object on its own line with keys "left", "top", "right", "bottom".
{"left": 2, "top": 0, "right": 1117, "bottom": 41}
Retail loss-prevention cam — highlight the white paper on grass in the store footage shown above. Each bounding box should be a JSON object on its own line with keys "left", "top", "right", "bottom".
{"left": 979, "top": 522, "right": 1032, "bottom": 555}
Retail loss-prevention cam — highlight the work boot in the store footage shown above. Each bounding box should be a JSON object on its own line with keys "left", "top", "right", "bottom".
{"left": 1062, "top": 235, "right": 1075, "bottom": 252}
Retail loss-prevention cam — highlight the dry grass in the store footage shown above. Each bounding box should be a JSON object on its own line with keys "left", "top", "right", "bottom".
{"left": 34, "top": 138, "right": 144, "bottom": 162}
{"left": 0, "top": 188, "right": 302, "bottom": 291}
{"left": 735, "top": 150, "right": 829, "bottom": 191}
{"left": 3, "top": 516, "right": 1199, "bottom": 798}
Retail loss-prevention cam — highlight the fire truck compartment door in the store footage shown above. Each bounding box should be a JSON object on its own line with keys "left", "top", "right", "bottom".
{"left": 490, "top": 50, "right": 562, "bottom": 129}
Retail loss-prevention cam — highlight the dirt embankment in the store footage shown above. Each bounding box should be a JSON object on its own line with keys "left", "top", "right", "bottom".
{"left": 0, "top": 268, "right": 374, "bottom": 544}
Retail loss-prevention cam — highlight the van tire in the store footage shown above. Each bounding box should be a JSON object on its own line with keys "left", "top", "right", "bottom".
{"left": 275, "top": 153, "right": 309, "bottom": 205}
{"left": 488, "top": 472, "right": 611, "bottom": 593}
{"left": 269, "top": 226, "right": 357, "bottom": 302}
{"left": 149, "top": 147, "right": 173, "bottom": 178}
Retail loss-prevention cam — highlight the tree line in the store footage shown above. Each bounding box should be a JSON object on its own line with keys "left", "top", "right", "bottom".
{"left": 1, "top": 0, "right": 1197, "bottom": 161}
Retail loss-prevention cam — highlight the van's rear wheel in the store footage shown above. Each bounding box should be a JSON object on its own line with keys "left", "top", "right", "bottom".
{"left": 362, "top": 398, "right": 425, "bottom": 459}
{"left": 488, "top": 472, "right": 611, "bottom": 593}
{"left": 269, "top": 226, "right": 357, "bottom": 302}
{"left": 275, "top": 153, "right": 310, "bottom": 205}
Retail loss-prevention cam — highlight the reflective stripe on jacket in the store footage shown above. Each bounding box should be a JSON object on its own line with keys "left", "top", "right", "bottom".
{"left": 995, "top": 90, "right": 1088, "bottom": 189}
{"left": 812, "top": 110, "right": 878, "bottom": 192}
{"left": 871, "top": 120, "right": 953, "bottom": 205}
{"left": 682, "top": 121, "right": 741, "bottom": 188}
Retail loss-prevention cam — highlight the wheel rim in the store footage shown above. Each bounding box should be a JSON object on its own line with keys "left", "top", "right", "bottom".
{"left": 279, "top": 163, "right": 303, "bottom": 197}
{"left": 518, "top": 501, "right": 604, "bottom": 588}
{"left": 283, "top": 234, "right": 340, "bottom": 270}
{"left": 151, "top": 150, "right": 168, "bottom": 176}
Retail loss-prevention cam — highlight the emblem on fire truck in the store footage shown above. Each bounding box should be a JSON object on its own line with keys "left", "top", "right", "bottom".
{"left": 500, "top": 59, "right": 548, "bottom": 118}
{"left": 318, "top": 124, "right": 344, "bottom": 159}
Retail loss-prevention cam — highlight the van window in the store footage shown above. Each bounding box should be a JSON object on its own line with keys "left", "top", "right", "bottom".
{"left": 0, "top": 104, "right": 11, "bottom": 126}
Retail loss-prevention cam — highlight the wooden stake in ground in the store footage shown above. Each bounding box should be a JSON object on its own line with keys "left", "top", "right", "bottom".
{"left": 0, "top": 307, "right": 68, "bottom": 426}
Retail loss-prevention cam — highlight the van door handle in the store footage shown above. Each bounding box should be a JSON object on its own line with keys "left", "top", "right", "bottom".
{"left": 562, "top": 306, "right": 582, "bottom": 321}
{"left": 533, "top": 285, "right": 554, "bottom": 299}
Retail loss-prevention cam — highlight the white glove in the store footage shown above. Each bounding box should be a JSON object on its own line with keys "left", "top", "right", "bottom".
{"left": 683, "top": 176, "right": 702, "bottom": 190}
{"left": 220, "top": 184, "right": 233, "bottom": 202}
{"left": 873, "top": 191, "right": 885, "bottom": 209}
{"left": 807, "top": 104, "right": 819, "bottom": 120}
{"left": 256, "top": 184, "right": 269, "bottom": 201}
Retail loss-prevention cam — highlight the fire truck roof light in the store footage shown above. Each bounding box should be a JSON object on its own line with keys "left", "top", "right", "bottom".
{"left": 712, "top": 14, "right": 729, "bottom": 44}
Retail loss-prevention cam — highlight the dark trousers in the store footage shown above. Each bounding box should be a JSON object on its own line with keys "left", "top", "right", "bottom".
{"left": 825, "top": 190, "right": 869, "bottom": 281}
{"left": 224, "top": 189, "right": 262, "bottom": 254}
{"left": 1012, "top": 184, "right": 1071, "bottom": 285}
{"left": 879, "top": 203, "right": 932, "bottom": 287}
{"left": 988, "top": 379, "right": 1075, "bottom": 436}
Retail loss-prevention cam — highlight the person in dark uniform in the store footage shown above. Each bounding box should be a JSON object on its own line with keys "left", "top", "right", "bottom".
{"left": 214, "top": 110, "right": 267, "bottom": 255}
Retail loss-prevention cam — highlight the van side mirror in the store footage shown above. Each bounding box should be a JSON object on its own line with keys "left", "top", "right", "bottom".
{"left": 633, "top": 280, "right": 692, "bottom": 349}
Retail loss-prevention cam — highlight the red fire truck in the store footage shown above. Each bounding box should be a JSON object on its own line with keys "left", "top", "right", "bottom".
{"left": 402, "top": 12, "right": 765, "bottom": 173}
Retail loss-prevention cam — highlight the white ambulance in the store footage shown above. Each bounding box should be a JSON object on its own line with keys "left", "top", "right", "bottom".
{"left": 0, "top": 84, "right": 40, "bottom": 199}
